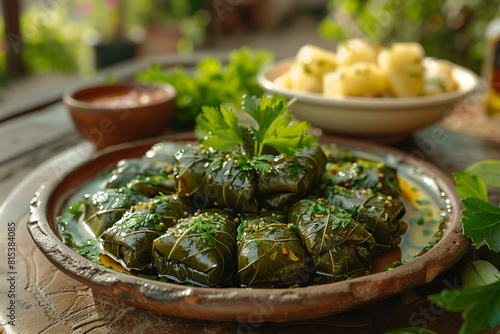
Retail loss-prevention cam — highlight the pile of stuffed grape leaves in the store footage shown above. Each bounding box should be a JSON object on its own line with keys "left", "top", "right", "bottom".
{"left": 58, "top": 95, "right": 425, "bottom": 288}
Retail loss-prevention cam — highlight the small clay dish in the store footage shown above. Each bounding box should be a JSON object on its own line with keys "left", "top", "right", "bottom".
{"left": 64, "top": 83, "right": 176, "bottom": 149}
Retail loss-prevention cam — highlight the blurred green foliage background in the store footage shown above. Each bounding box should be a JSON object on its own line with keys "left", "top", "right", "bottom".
{"left": 0, "top": 0, "right": 209, "bottom": 77}
{"left": 1, "top": 0, "right": 499, "bottom": 81}
{"left": 318, "top": 0, "right": 500, "bottom": 73}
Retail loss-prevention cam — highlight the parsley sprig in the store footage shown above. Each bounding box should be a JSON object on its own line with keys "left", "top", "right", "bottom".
{"left": 426, "top": 160, "right": 500, "bottom": 334}
{"left": 195, "top": 95, "right": 317, "bottom": 157}
{"left": 428, "top": 280, "right": 500, "bottom": 334}
{"left": 136, "top": 47, "right": 273, "bottom": 124}
{"left": 196, "top": 105, "right": 243, "bottom": 152}
{"left": 452, "top": 165, "right": 500, "bottom": 251}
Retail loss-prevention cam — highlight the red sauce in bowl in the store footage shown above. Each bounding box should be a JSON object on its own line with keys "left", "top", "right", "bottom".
{"left": 85, "top": 87, "right": 169, "bottom": 108}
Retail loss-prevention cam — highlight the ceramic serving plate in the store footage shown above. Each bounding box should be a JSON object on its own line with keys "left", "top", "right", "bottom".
{"left": 258, "top": 59, "right": 478, "bottom": 142}
{"left": 27, "top": 133, "right": 468, "bottom": 322}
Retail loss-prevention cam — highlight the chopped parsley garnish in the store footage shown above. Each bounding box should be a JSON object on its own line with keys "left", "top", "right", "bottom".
{"left": 77, "top": 249, "right": 100, "bottom": 263}
{"left": 121, "top": 211, "right": 167, "bottom": 234}
{"left": 138, "top": 274, "right": 158, "bottom": 280}
{"left": 385, "top": 259, "right": 408, "bottom": 271}
{"left": 67, "top": 200, "right": 84, "bottom": 215}
{"left": 287, "top": 161, "right": 304, "bottom": 177}
{"left": 171, "top": 212, "right": 228, "bottom": 247}
{"left": 297, "top": 198, "right": 352, "bottom": 230}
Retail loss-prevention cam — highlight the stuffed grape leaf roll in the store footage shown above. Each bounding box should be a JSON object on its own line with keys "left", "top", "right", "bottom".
{"left": 237, "top": 212, "right": 310, "bottom": 287}
{"left": 324, "top": 160, "right": 401, "bottom": 198}
{"left": 288, "top": 198, "right": 375, "bottom": 280}
{"left": 174, "top": 144, "right": 260, "bottom": 213}
{"left": 106, "top": 141, "right": 185, "bottom": 190}
{"left": 322, "top": 144, "right": 356, "bottom": 163}
{"left": 143, "top": 141, "right": 186, "bottom": 161}
{"left": 255, "top": 146, "right": 327, "bottom": 211}
{"left": 152, "top": 209, "right": 238, "bottom": 287}
{"left": 83, "top": 188, "right": 149, "bottom": 237}
{"left": 101, "top": 195, "right": 189, "bottom": 271}
{"left": 175, "top": 144, "right": 327, "bottom": 213}
{"left": 323, "top": 185, "right": 407, "bottom": 247}
{"left": 128, "top": 174, "right": 177, "bottom": 197}
{"left": 106, "top": 158, "right": 173, "bottom": 190}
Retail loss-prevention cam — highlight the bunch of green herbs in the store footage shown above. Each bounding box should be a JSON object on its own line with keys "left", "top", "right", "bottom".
{"left": 391, "top": 161, "right": 500, "bottom": 334}
{"left": 136, "top": 47, "right": 273, "bottom": 124}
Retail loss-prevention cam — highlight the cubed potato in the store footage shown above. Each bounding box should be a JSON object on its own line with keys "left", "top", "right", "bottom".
{"left": 336, "top": 38, "right": 379, "bottom": 66}
{"left": 287, "top": 45, "right": 337, "bottom": 92}
{"left": 378, "top": 42, "right": 425, "bottom": 97}
{"left": 323, "top": 62, "right": 388, "bottom": 97}
{"left": 295, "top": 44, "right": 337, "bottom": 75}
{"left": 423, "top": 58, "right": 457, "bottom": 95}
{"left": 289, "top": 63, "right": 323, "bottom": 92}
{"left": 273, "top": 71, "right": 292, "bottom": 89}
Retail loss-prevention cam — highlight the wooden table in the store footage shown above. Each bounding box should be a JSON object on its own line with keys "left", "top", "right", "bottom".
{"left": 1, "top": 65, "right": 500, "bottom": 334}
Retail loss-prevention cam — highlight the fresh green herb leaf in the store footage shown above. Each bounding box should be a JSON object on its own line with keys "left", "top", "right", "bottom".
{"left": 255, "top": 154, "right": 275, "bottom": 162}
{"left": 418, "top": 223, "right": 444, "bottom": 255}
{"left": 195, "top": 105, "right": 243, "bottom": 151}
{"left": 235, "top": 155, "right": 253, "bottom": 170}
{"left": 452, "top": 172, "right": 488, "bottom": 202}
{"left": 138, "top": 274, "right": 158, "bottom": 280}
{"left": 104, "top": 265, "right": 120, "bottom": 272}
{"left": 210, "top": 159, "right": 222, "bottom": 171}
{"left": 341, "top": 219, "right": 350, "bottom": 228}
{"left": 331, "top": 218, "right": 343, "bottom": 230}
{"left": 428, "top": 280, "right": 500, "bottom": 334}
{"left": 461, "top": 197, "right": 500, "bottom": 252}
{"left": 67, "top": 200, "right": 84, "bottom": 215}
{"left": 417, "top": 217, "right": 424, "bottom": 225}
{"left": 77, "top": 249, "right": 100, "bottom": 263}
{"left": 251, "top": 159, "right": 272, "bottom": 174}
{"left": 242, "top": 95, "right": 317, "bottom": 156}
{"left": 461, "top": 260, "right": 500, "bottom": 288}
{"left": 136, "top": 47, "right": 273, "bottom": 124}
{"left": 287, "top": 161, "right": 303, "bottom": 177}
{"left": 195, "top": 95, "right": 318, "bottom": 158}
{"left": 385, "top": 259, "right": 408, "bottom": 270}
{"left": 415, "top": 199, "right": 430, "bottom": 205}
{"left": 466, "top": 160, "right": 500, "bottom": 187}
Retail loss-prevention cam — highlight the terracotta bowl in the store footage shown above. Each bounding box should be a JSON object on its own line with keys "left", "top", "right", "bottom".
{"left": 27, "top": 133, "right": 469, "bottom": 322}
{"left": 63, "top": 83, "right": 176, "bottom": 149}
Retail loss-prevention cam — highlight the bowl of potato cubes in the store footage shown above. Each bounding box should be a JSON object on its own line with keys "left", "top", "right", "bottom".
{"left": 258, "top": 39, "right": 479, "bottom": 142}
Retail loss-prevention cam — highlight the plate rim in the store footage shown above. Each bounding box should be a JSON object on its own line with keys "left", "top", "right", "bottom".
{"left": 27, "top": 132, "right": 469, "bottom": 322}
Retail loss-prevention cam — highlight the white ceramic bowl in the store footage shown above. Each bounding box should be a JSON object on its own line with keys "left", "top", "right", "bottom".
{"left": 257, "top": 58, "right": 479, "bottom": 142}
